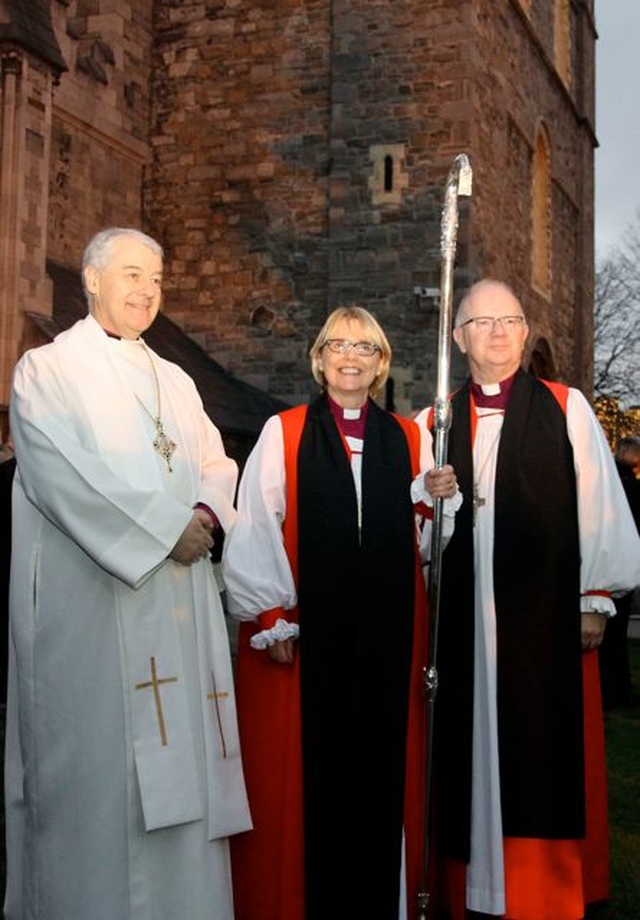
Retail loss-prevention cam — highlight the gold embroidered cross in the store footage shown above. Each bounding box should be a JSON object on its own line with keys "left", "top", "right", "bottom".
{"left": 207, "top": 670, "right": 230, "bottom": 758}
{"left": 135, "top": 656, "right": 178, "bottom": 746}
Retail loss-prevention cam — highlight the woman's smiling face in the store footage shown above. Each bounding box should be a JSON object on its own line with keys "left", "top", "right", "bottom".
{"left": 317, "top": 317, "right": 382, "bottom": 407}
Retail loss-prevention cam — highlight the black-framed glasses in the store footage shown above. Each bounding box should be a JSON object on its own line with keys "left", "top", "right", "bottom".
{"left": 459, "top": 315, "right": 527, "bottom": 332}
{"left": 323, "top": 339, "right": 381, "bottom": 356}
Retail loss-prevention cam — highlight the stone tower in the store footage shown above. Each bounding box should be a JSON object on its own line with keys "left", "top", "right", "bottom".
{"left": 0, "top": 0, "right": 596, "bottom": 434}
{"left": 145, "top": 0, "right": 596, "bottom": 413}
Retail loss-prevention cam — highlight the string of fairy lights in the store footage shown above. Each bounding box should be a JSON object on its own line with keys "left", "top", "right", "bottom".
{"left": 594, "top": 396, "right": 640, "bottom": 450}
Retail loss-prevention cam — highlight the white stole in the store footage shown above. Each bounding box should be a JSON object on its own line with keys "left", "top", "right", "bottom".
{"left": 54, "top": 316, "right": 251, "bottom": 838}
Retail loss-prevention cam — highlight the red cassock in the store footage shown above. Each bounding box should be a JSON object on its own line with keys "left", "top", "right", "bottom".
{"left": 436, "top": 651, "right": 609, "bottom": 919}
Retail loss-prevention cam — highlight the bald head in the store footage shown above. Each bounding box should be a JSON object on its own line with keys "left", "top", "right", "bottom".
{"left": 453, "top": 279, "right": 529, "bottom": 385}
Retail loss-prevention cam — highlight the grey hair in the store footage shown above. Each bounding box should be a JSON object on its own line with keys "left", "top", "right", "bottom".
{"left": 81, "top": 228, "right": 163, "bottom": 308}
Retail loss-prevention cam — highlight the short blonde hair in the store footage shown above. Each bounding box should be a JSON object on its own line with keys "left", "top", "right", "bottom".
{"left": 309, "top": 306, "right": 391, "bottom": 400}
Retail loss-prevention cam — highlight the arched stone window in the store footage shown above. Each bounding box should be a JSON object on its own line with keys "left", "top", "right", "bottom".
{"left": 528, "top": 335, "right": 557, "bottom": 381}
{"left": 532, "top": 123, "right": 552, "bottom": 297}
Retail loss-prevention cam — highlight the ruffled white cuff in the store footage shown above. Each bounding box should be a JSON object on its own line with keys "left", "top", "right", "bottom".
{"left": 580, "top": 595, "right": 616, "bottom": 617}
{"left": 250, "top": 618, "right": 300, "bottom": 650}
{"left": 410, "top": 477, "right": 463, "bottom": 516}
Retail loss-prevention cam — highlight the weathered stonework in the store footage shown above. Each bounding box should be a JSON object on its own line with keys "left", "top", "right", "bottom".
{"left": 0, "top": 0, "right": 597, "bottom": 435}
{"left": 145, "top": 0, "right": 595, "bottom": 408}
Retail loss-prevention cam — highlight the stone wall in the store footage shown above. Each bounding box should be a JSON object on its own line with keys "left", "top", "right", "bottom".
{"left": 145, "top": 0, "right": 596, "bottom": 410}
{"left": 45, "top": 0, "right": 154, "bottom": 270}
{"left": 146, "top": 1, "right": 333, "bottom": 405}
{"left": 0, "top": 0, "right": 597, "bottom": 427}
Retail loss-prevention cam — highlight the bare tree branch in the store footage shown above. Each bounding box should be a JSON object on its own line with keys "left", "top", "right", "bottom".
{"left": 594, "top": 211, "right": 640, "bottom": 408}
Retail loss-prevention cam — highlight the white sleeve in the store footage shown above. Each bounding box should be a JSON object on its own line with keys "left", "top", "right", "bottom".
{"left": 568, "top": 389, "right": 640, "bottom": 614}
{"left": 222, "top": 415, "right": 298, "bottom": 621}
{"left": 10, "top": 347, "right": 192, "bottom": 589}
{"left": 411, "top": 407, "right": 463, "bottom": 564}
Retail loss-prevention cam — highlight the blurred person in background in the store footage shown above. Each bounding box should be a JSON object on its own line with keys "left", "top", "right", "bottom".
{"left": 598, "top": 435, "right": 640, "bottom": 709}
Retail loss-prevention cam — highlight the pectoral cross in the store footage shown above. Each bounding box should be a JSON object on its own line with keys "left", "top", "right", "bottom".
{"left": 472, "top": 482, "right": 485, "bottom": 526}
{"left": 152, "top": 418, "right": 177, "bottom": 472}
{"left": 135, "top": 656, "right": 178, "bottom": 746}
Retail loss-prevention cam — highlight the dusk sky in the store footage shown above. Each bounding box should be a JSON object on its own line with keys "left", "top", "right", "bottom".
{"left": 594, "top": 1, "right": 640, "bottom": 259}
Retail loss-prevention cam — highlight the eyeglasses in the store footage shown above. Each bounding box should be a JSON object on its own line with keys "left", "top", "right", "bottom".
{"left": 459, "top": 315, "right": 527, "bottom": 332}
{"left": 322, "top": 339, "right": 381, "bottom": 357}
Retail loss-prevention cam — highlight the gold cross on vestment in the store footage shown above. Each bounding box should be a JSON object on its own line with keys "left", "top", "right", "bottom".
{"left": 207, "top": 670, "right": 230, "bottom": 758}
{"left": 135, "top": 656, "right": 178, "bottom": 746}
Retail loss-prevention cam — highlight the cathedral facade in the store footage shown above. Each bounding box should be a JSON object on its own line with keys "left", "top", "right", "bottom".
{"left": 0, "top": 0, "right": 597, "bottom": 436}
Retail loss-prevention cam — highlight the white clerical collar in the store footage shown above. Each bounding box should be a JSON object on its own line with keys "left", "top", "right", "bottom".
{"left": 343, "top": 407, "right": 362, "bottom": 420}
{"left": 480, "top": 382, "right": 501, "bottom": 396}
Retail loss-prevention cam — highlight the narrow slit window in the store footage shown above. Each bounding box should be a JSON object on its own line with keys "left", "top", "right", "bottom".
{"left": 384, "top": 155, "right": 394, "bottom": 192}
{"left": 369, "top": 144, "right": 407, "bottom": 205}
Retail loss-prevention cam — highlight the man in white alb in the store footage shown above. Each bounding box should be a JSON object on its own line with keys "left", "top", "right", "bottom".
{"left": 5, "top": 227, "right": 251, "bottom": 920}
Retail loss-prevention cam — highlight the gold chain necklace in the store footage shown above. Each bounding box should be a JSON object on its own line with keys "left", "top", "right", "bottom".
{"left": 135, "top": 342, "right": 177, "bottom": 473}
{"left": 472, "top": 410, "right": 503, "bottom": 526}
